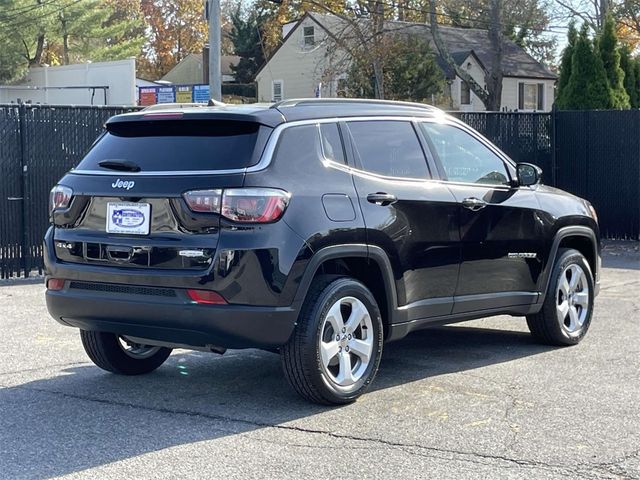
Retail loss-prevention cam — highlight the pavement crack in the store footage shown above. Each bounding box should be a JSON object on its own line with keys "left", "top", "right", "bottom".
{"left": 0, "top": 383, "right": 602, "bottom": 477}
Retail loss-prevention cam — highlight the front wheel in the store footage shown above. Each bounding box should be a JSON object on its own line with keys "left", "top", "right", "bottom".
{"left": 80, "top": 330, "right": 172, "bottom": 375}
{"left": 527, "top": 248, "right": 595, "bottom": 346}
{"left": 282, "top": 276, "right": 384, "bottom": 405}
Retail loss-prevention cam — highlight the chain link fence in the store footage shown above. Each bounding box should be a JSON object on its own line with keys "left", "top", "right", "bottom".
{"left": 0, "top": 105, "right": 638, "bottom": 278}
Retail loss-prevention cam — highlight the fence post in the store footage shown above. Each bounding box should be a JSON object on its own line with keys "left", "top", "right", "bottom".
{"left": 551, "top": 107, "right": 557, "bottom": 187}
{"left": 17, "top": 103, "right": 30, "bottom": 277}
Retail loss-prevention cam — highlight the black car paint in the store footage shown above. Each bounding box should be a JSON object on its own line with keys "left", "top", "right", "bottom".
{"left": 44, "top": 102, "right": 600, "bottom": 350}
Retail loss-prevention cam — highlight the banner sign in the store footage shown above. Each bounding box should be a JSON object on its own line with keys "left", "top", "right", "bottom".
{"left": 137, "top": 84, "right": 211, "bottom": 106}
{"left": 175, "top": 85, "right": 192, "bottom": 103}
{"left": 139, "top": 87, "right": 157, "bottom": 106}
{"left": 157, "top": 87, "right": 175, "bottom": 103}
{"left": 193, "top": 85, "right": 210, "bottom": 103}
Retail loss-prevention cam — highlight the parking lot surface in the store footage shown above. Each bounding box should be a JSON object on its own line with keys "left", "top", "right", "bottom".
{"left": 1, "top": 244, "right": 638, "bottom": 479}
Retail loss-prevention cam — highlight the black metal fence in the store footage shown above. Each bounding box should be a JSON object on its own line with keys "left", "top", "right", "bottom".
{"left": 0, "top": 105, "right": 638, "bottom": 278}
{"left": 454, "top": 111, "right": 640, "bottom": 239}
{"left": 0, "top": 104, "right": 140, "bottom": 278}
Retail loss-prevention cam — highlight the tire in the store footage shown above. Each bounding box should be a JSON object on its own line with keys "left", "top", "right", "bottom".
{"left": 527, "top": 248, "right": 595, "bottom": 346}
{"left": 80, "top": 330, "right": 172, "bottom": 375}
{"left": 282, "top": 275, "right": 384, "bottom": 405}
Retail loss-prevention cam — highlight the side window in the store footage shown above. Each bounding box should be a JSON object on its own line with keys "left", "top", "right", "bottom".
{"left": 319, "top": 123, "right": 345, "bottom": 164}
{"left": 420, "top": 123, "right": 510, "bottom": 186}
{"left": 347, "top": 121, "right": 430, "bottom": 179}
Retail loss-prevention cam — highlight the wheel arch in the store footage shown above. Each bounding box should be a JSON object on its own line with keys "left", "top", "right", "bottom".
{"left": 539, "top": 226, "right": 600, "bottom": 304}
{"left": 292, "top": 245, "right": 399, "bottom": 337}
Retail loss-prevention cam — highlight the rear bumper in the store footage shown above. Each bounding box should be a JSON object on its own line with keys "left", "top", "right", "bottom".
{"left": 46, "top": 281, "right": 297, "bottom": 349}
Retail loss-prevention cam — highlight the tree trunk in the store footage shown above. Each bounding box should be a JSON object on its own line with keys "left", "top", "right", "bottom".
{"left": 30, "top": 33, "right": 45, "bottom": 66}
{"left": 428, "top": 0, "right": 491, "bottom": 108}
{"left": 371, "top": 0, "right": 385, "bottom": 99}
{"left": 487, "top": 0, "right": 504, "bottom": 110}
{"left": 63, "top": 34, "right": 70, "bottom": 65}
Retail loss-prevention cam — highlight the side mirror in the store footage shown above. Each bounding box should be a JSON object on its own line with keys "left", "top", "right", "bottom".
{"left": 516, "top": 163, "right": 542, "bottom": 187}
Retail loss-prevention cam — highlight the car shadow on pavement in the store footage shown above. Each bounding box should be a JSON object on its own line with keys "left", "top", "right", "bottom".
{"left": 0, "top": 324, "right": 554, "bottom": 479}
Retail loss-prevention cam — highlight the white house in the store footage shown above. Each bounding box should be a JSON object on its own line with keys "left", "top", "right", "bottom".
{"left": 255, "top": 13, "right": 557, "bottom": 111}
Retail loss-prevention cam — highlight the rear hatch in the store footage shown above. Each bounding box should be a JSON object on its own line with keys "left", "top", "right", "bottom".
{"left": 50, "top": 111, "right": 276, "bottom": 271}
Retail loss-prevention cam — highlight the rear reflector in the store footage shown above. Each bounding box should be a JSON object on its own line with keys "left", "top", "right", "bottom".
{"left": 47, "top": 278, "right": 65, "bottom": 291}
{"left": 186, "top": 289, "right": 227, "bottom": 305}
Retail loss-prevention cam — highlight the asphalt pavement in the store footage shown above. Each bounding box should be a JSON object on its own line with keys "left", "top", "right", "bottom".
{"left": 0, "top": 243, "right": 638, "bottom": 479}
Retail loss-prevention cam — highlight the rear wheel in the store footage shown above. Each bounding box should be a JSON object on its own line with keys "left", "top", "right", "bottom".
{"left": 80, "top": 330, "right": 172, "bottom": 375}
{"left": 282, "top": 275, "right": 384, "bottom": 405}
{"left": 527, "top": 248, "right": 594, "bottom": 346}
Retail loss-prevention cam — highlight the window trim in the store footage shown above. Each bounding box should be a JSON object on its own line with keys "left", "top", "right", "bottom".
{"left": 272, "top": 79, "right": 284, "bottom": 102}
{"left": 460, "top": 81, "right": 471, "bottom": 106}
{"left": 70, "top": 115, "right": 516, "bottom": 181}
{"left": 518, "top": 82, "right": 545, "bottom": 111}
{"left": 303, "top": 26, "right": 315, "bottom": 47}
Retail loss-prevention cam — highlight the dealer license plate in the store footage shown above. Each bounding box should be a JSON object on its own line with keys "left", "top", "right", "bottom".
{"left": 106, "top": 202, "right": 151, "bottom": 235}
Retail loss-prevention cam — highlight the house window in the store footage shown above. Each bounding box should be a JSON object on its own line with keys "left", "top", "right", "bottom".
{"left": 303, "top": 26, "right": 315, "bottom": 47}
{"left": 460, "top": 82, "right": 471, "bottom": 105}
{"left": 272, "top": 80, "right": 283, "bottom": 102}
{"left": 518, "top": 83, "right": 544, "bottom": 110}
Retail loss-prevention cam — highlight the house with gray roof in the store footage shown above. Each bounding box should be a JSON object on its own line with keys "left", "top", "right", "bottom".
{"left": 255, "top": 13, "right": 557, "bottom": 111}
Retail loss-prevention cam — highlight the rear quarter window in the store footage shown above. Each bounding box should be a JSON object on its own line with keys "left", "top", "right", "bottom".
{"left": 76, "top": 120, "right": 270, "bottom": 172}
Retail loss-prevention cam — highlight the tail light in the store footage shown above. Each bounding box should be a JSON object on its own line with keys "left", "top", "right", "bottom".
{"left": 222, "top": 188, "right": 290, "bottom": 223}
{"left": 182, "top": 188, "right": 290, "bottom": 223}
{"left": 183, "top": 189, "right": 222, "bottom": 213}
{"left": 49, "top": 185, "right": 73, "bottom": 215}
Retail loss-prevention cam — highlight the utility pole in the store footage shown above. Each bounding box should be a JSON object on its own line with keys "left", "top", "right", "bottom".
{"left": 207, "top": 0, "right": 222, "bottom": 101}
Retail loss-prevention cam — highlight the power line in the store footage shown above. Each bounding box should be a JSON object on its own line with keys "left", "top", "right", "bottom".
{"left": 0, "top": 0, "right": 86, "bottom": 45}
{"left": 0, "top": 0, "right": 69, "bottom": 24}
{"left": 310, "top": 0, "right": 570, "bottom": 36}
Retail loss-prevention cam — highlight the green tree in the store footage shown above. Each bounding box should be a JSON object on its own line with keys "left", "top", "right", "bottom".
{"left": 619, "top": 44, "right": 639, "bottom": 107}
{"left": 635, "top": 57, "right": 640, "bottom": 106}
{"left": 555, "top": 21, "right": 578, "bottom": 109}
{"left": 562, "top": 24, "right": 614, "bottom": 110}
{"left": 345, "top": 35, "right": 444, "bottom": 102}
{"left": 598, "top": 14, "right": 630, "bottom": 108}
{"left": 0, "top": 0, "right": 143, "bottom": 83}
{"left": 228, "top": 7, "right": 266, "bottom": 83}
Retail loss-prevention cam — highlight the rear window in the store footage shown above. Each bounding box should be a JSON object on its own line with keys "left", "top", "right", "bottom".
{"left": 76, "top": 120, "right": 267, "bottom": 172}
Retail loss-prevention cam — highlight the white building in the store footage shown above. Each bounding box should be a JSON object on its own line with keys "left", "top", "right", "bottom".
{"left": 0, "top": 58, "right": 137, "bottom": 105}
{"left": 256, "top": 13, "right": 557, "bottom": 111}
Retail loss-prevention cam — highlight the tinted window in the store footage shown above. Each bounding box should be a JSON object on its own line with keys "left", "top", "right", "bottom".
{"left": 421, "top": 123, "right": 510, "bottom": 185}
{"left": 347, "top": 121, "right": 429, "bottom": 178}
{"left": 319, "top": 123, "right": 345, "bottom": 163}
{"left": 77, "top": 120, "right": 264, "bottom": 172}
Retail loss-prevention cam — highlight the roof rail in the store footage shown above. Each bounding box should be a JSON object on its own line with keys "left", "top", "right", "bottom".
{"left": 270, "top": 98, "right": 441, "bottom": 112}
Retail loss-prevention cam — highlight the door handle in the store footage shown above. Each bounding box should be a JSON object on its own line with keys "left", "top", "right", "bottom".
{"left": 367, "top": 192, "right": 397, "bottom": 206}
{"left": 462, "top": 197, "right": 487, "bottom": 211}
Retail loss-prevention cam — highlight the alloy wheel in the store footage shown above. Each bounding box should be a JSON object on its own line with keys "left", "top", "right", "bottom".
{"left": 556, "top": 264, "right": 590, "bottom": 336}
{"left": 319, "top": 296, "right": 374, "bottom": 387}
{"left": 118, "top": 336, "right": 162, "bottom": 359}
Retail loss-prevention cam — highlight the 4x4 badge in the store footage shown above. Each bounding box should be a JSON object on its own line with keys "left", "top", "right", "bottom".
{"left": 111, "top": 178, "right": 135, "bottom": 190}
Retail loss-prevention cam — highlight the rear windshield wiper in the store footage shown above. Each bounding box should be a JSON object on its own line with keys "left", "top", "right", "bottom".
{"left": 98, "top": 159, "right": 141, "bottom": 172}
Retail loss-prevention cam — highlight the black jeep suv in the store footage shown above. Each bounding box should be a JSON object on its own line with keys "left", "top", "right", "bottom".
{"left": 45, "top": 99, "right": 600, "bottom": 405}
